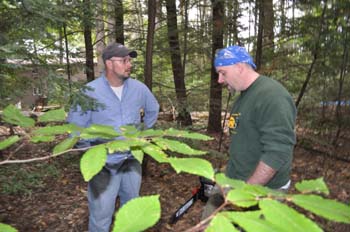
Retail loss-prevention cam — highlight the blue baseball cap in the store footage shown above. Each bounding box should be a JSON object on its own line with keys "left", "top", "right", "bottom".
{"left": 214, "top": 45, "right": 256, "bottom": 69}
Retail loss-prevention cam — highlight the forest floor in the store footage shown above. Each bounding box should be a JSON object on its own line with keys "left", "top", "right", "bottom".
{"left": 0, "top": 122, "right": 350, "bottom": 232}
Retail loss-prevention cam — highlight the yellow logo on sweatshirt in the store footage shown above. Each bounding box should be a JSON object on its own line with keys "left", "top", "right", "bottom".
{"left": 228, "top": 113, "right": 240, "bottom": 134}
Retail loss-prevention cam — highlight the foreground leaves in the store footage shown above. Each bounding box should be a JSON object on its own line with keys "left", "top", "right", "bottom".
{"left": 80, "top": 146, "right": 107, "bottom": 181}
{"left": 0, "top": 223, "right": 17, "bottom": 232}
{"left": 292, "top": 194, "right": 350, "bottom": 223}
{"left": 168, "top": 157, "right": 215, "bottom": 180}
{"left": 2, "top": 105, "right": 35, "bottom": 128}
{"left": 0, "top": 136, "right": 20, "bottom": 150}
{"left": 113, "top": 195, "right": 161, "bottom": 232}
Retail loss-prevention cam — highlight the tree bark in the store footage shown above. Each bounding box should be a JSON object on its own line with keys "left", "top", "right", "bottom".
{"left": 165, "top": 0, "right": 192, "bottom": 126}
{"left": 114, "top": 0, "right": 124, "bottom": 44}
{"left": 83, "top": 0, "right": 95, "bottom": 82}
{"left": 295, "top": 2, "right": 327, "bottom": 108}
{"left": 144, "top": 0, "right": 156, "bottom": 91}
{"left": 207, "top": 0, "right": 224, "bottom": 133}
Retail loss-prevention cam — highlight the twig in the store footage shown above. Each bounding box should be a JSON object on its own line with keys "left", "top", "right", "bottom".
{"left": 0, "top": 147, "right": 89, "bottom": 165}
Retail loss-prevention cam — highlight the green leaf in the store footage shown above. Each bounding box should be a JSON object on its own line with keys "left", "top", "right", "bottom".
{"left": 106, "top": 140, "right": 130, "bottom": 153}
{"left": 295, "top": 177, "right": 329, "bottom": 195}
{"left": 142, "top": 144, "right": 168, "bottom": 163}
{"left": 168, "top": 157, "right": 215, "bottom": 180}
{"left": 222, "top": 211, "right": 281, "bottom": 232}
{"left": 226, "top": 189, "right": 258, "bottom": 208}
{"left": 205, "top": 214, "right": 239, "bottom": 232}
{"left": 131, "top": 149, "right": 144, "bottom": 164}
{"left": 214, "top": 173, "right": 246, "bottom": 189}
{"left": 2, "top": 104, "right": 35, "bottom": 127}
{"left": 30, "top": 135, "right": 55, "bottom": 143}
{"left": 0, "top": 223, "right": 18, "bottom": 232}
{"left": 164, "top": 128, "right": 213, "bottom": 140}
{"left": 260, "top": 199, "right": 323, "bottom": 232}
{"left": 112, "top": 195, "right": 161, "bottom": 232}
{"left": 80, "top": 124, "right": 120, "bottom": 139}
{"left": 53, "top": 137, "right": 79, "bottom": 155}
{"left": 119, "top": 125, "right": 140, "bottom": 138}
{"left": 153, "top": 138, "right": 206, "bottom": 155}
{"left": 38, "top": 108, "right": 66, "bottom": 122}
{"left": 139, "top": 129, "right": 164, "bottom": 138}
{"left": 242, "top": 184, "right": 282, "bottom": 198}
{"left": 80, "top": 145, "right": 107, "bottom": 182}
{"left": 33, "top": 124, "right": 82, "bottom": 136}
{"left": 292, "top": 194, "right": 350, "bottom": 223}
{"left": 0, "top": 135, "right": 20, "bottom": 150}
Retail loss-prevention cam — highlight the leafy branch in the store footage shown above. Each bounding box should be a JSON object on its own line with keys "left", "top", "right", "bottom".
{"left": 1, "top": 105, "right": 350, "bottom": 232}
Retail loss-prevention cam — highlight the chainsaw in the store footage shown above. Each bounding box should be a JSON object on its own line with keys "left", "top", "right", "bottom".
{"left": 169, "top": 176, "right": 215, "bottom": 224}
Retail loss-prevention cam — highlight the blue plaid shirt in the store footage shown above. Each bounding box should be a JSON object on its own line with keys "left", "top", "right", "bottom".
{"left": 67, "top": 74, "right": 159, "bottom": 163}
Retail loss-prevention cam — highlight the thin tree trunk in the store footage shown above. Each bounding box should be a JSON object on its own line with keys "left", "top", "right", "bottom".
{"left": 165, "top": 0, "right": 192, "bottom": 126}
{"left": 295, "top": 1, "right": 327, "bottom": 108}
{"left": 144, "top": 0, "right": 156, "bottom": 90}
{"left": 115, "top": 0, "right": 124, "bottom": 44}
{"left": 95, "top": 0, "right": 105, "bottom": 75}
{"left": 333, "top": 17, "right": 349, "bottom": 145}
{"left": 207, "top": 0, "right": 224, "bottom": 133}
{"left": 255, "top": 0, "right": 263, "bottom": 70}
{"left": 83, "top": 0, "right": 95, "bottom": 82}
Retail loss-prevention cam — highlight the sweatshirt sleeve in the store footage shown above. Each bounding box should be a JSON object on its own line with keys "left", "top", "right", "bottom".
{"left": 257, "top": 93, "right": 296, "bottom": 170}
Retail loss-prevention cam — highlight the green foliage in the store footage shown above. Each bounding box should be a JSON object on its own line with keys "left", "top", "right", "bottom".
{"left": 1, "top": 107, "right": 350, "bottom": 232}
{"left": 0, "top": 223, "right": 17, "bottom": 232}
{"left": 80, "top": 145, "right": 107, "bottom": 182}
{"left": 37, "top": 108, "right": 66, "bottom": 122}
{"left": 295, "top": 177, "right": 329, "bottom": 195}
{"left": 1, "top": 105, "right": 35, "bottom": 127}
{"left": 0, "top": 136, "right": 20, "bottom": 150}
{"left": 112, "top": 195, "right": 161, "bottom": 232}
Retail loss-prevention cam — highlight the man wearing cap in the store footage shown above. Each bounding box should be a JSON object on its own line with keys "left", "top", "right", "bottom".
{"left": 67, "top": 42, "right": 159, "bottom": 232}
{"left": 202, "top": 45, "right": 296, "bottom": 219}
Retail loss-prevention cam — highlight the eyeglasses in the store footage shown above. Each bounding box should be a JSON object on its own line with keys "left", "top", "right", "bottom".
{"left": 109, "top": 58, "right": 132, "bottom": 65}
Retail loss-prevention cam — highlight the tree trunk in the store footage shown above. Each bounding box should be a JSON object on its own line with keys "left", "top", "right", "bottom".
{"left": 165, "top": 0, "right": 192, "bottom": 126}
{"left": 262, "top": 0, "right": 274, "bottom": 66}
{"left": 255, "top": 0, "right": 263, "bottom": 70}
{"left": 95, "top": 0, "right": 105, "bottom": 75}
{"left": 114, "top": 0, "right": 124, "bottom": 44}
{"left": 333, "top": 16, "right": 349, "bottom": 145}
{"left": 83, "top": 0, "right": 95, "bottom": 82}
{"left": 207, "top": 0, "right": 224, "bottom": 133}
{"left": 144, "top": 0, "right": 156, "bottom": 90}
{"left": 295, "top": 2, "right": 327, "bottom": 108}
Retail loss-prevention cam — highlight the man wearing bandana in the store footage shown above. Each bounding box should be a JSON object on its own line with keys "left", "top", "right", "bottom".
{"left": 202, "top": 45, "right": 297, "bottom": 219}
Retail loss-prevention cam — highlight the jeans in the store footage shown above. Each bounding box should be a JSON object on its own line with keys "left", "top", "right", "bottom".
{"left": 88, "top": 159, "right": 142, "bottom": 232}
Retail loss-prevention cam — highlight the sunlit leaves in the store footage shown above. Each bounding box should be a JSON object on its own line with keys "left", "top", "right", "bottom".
{"left": 37, "top": 108, "right": 66, "bottom": 122}
{"left": 80, "top": 124, "right": 120, "bottom": 139}
{"left": 80, "top": 145, "right": 107, "bottom": 182}
{"left": 2, "top": 105, "right": 35, "bottom": 128}
{"left": 33, "top": 124, "right": 81, "bottom": 136}
{"left": 205, "top": 214, "right": 239, "bottom": 232}
{"left": 292, "top": 194, "right": 350, "bottom": 223}
{"left": 52, "top": 137, "right": 79, "bottom": 155}
{"left": 168, "top": 157, "right": 215, "bottom": 180}
{"left": 164, "top": 128, "right": 213, "bottom": 140}
{"left": 226, "top": 189, "right": 258, "bottom": 208}
{"left": 153, "top": 138, "right": 206, "bottom": 155}
{"left": 260, "top": 199, "right": 323, "bottom": 232}
{"left": 0, "top": 223, "right": 17, "bottom": 232}
{"left": 0, "top": 135, "right": 20, "bottom": 150}
{"left": 295, "top": 177, "right": 329, "bottom": 195}
{"left": 113, "top": 195, "right": 161, "bottom": 232}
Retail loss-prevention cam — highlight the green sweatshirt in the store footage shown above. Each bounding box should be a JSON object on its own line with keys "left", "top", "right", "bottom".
{"left": 226, "top": 75, "right": 297, "bottom": 189}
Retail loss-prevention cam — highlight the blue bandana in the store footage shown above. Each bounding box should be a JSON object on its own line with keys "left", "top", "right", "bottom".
{"left": 214, "top": 45, "right": 256, "bottom": 69}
